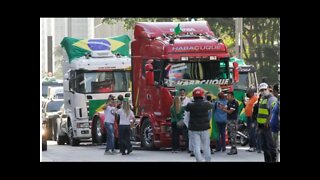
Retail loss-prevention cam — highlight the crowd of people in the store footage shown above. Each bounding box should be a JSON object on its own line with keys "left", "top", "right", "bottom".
{"left": 100, "top": 83, "right": 280, "bottom": 162}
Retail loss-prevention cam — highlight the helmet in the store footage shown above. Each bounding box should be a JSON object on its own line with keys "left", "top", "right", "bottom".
{"left": 259, "top": 83, "right": 268, "bottom": 91}
{"left": 192, "top": 87, "right": 204, "bottom": 98}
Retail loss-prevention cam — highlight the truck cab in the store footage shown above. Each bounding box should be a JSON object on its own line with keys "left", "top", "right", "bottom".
{"left": 131, "top": 21, "right": 237, "bottom": 149}
{"left": 60, "top": 36, "right": 132, "bottom": 146}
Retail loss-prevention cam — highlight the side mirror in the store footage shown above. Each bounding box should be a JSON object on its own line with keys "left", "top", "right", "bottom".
{"left": 145, "top": 64, "right": 154, "bottom": 86}
{"left": 233, "top": 62, "right": 239, "bottom": 83}
{"left": 125, "top": 93, "right": 130, "bottom": 97}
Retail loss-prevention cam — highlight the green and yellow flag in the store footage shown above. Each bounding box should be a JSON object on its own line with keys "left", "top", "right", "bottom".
{"left": 174, "top": 24, "right": 182, "bottom": 35}
{"left": 60, "top": 35, "right": 131, "bottom": 63}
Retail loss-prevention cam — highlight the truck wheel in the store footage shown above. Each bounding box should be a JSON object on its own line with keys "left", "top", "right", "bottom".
{"left": 68, "top": 125, "right": 80, "bottom": 146}
{"left": 92, "top": 117, "right": 105, "bottom": 144}
{"left": 140, "top": 119, "right": 155, "bottom": 150}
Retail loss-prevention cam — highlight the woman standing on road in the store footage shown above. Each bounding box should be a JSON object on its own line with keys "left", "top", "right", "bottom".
{"left": 118, "top": 98, "right": 135, "bottom": 155}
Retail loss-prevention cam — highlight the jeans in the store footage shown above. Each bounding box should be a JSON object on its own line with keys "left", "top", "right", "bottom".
{"left": 188, "top": 130, "right": 193, "bottom": 152}
{"left": 216, "top": 122, "right": 227, "bottom": 151}
{"left": 182, "top": 125, "right": 189, "bottom": 150}
{"left": 247, "top": 117, "right": 257, "bottom": 148}
{"left": 105, "top": 122, "right": 114, "bottom": 151}
{"left": 119, "top": 125, "right": 132, "bottom": 153}
{"left": 256, "top": 126, "right": 262, "bottom": 151}
{"left": 272, "top": 131, "right": 279, "bottom": 162}
{"left": 191, "top": 130, "right": 211, "bottom": 162}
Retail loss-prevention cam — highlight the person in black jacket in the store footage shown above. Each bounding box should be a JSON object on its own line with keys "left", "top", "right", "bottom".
{"left": 185, "top": 87, "right": 213, "bottom": 162}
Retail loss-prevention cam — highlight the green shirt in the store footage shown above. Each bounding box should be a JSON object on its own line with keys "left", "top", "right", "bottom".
{"left": 170, "top": 106, "right": 185, "bottom": 123}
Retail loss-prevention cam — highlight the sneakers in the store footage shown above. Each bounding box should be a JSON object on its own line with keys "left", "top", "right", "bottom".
{"left": 127, "top": 149, "right": 132, "bottom": 155}
{"left": 190, "top": 152, "right": 195, "bottom": 157}
{"left": 246, "top": 147, "right": 256, "bottom": 152}
{"left": 227, "top": 147, "right": 237, "bottom": 155}
{"left": 104, "top": 150, "right": 113, "bottom": 155}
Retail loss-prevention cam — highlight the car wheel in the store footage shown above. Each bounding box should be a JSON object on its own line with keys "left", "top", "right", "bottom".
{"left": 57, "top": 135, "right": 66, "bottom": 145}
{"left": 42, "top": 138, "right": 47, "bottom": 151}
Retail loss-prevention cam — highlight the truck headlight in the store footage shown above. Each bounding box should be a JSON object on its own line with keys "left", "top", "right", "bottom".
{"left": 77, "top": 122, "right": 90, "bottom": 128}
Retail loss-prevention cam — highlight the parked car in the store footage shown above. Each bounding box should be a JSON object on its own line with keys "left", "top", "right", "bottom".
{"left": 42, "top": 99, "right": 64, "bottom": 140}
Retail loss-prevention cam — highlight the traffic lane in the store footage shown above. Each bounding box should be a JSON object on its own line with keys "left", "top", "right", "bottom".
{"left": 42, "top": 141, "right": 264, "bottom": 162}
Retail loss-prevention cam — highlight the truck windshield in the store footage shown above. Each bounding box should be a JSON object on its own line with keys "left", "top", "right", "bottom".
{"left": 75, "top": 71, "right": 131, "bottom": 93}
{"left": 159, "top": 60, "right": 229, "bottom": 87}
{"left": 234, "top": 73, "right": 249, "bottom": 90}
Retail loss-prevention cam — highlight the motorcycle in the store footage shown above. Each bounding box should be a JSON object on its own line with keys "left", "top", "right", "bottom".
{"left": 236, "top": 120, "right": 249, "bottom": 146}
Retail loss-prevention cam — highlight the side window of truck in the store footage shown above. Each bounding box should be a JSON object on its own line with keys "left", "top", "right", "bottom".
{"left": 142, "top": 59, "right": 146, "bottom": 77}
{"left": 152, "top": 59, "right": 163, "bottom": 85}
{"left": 69, "top": 70, "right": 75, "bottom": 92}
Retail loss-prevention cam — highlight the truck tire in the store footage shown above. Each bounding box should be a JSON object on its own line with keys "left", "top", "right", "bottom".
{"left": 140, "top": 119, "right": 155, "bottom": 150}
{"left": 92, "top": 117, "right": 105, "bottom": 144}
{"left": 68, "top": 124, "right": 80, "bottom": 146}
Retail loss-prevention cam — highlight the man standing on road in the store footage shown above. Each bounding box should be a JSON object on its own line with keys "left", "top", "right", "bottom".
{"left": 257, "top": 83, "right": 277, "bottom": 162}
{"left": 245, "top": 89, "right": 258, "bottom": 152}
{"left": 185, "top": 87, "right": 213, "bottom": 162}
{"left": 222, "top": 91, "right": 239, "bottom": 155}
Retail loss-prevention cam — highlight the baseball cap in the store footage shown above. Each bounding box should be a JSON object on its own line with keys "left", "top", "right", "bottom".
{"left": 259, "top": 83, "right": 268, "bottom": 91}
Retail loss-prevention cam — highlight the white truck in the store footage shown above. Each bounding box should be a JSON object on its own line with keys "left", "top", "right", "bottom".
{"left": 59, "top": 36, "right": 132, "bottom": 146}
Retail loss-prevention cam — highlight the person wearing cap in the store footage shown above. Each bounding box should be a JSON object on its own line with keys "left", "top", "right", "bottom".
{"left": 221, "top": 91, "right": 239, "bottom": 155}
{"left": 185, "top": 87, "right": 213, "bottom": 162}
{"left": 245, "top": 89, "right": 258, "bottom": 152}
{"left": 257, "top": 82, "right": 277, "bottom": 162}
{"left": 102, "top": 95, "right": 116, "bottom": 155}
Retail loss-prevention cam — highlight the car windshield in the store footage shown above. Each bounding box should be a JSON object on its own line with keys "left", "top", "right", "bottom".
{"left": 46, "top": 100, "right": 64, "bottom": 112}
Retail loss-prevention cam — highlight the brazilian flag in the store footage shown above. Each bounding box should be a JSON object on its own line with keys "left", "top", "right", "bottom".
{"left": 175, "top": 84, "right": 220, "bottom": 140}
{"left": 60, "top": 35, "right": 131, "bottom": 63}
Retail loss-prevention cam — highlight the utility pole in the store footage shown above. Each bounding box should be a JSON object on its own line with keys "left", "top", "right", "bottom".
{"left": 235, "top": 18, "right": 243, "bottom": 59}
{"left": 47, "top": 36, "right": 53, "bottom": 73}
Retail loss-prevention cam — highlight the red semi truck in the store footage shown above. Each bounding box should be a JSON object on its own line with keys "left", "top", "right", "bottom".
{"left": 130, "top": 21, "right": 238, "bottom": 150}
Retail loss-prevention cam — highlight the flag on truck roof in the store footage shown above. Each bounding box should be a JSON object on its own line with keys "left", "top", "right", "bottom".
{"left": 174, "top": 24, "right": 182, "bottom": 35}
{"left": 60, "top": 35, "right": 131, "bottom": 62}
